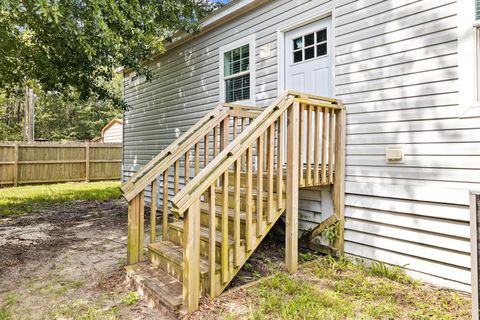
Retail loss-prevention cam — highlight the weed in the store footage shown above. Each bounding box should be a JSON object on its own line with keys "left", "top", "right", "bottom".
{"left": 369, "top": 261, "right": 413, "bottom": 284}
{"left": 123, "top": 292, "right": 140, "bottom": 306}
{"left": 324, "top": 221, "right": 340, "bottom": 243}
{"left": 298, "top": 251, "right": 317, "bottom": 263}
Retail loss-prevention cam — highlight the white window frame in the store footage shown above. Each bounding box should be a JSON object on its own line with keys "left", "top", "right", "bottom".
{"left": 458, "top": 0, "right": 480, "bottom": 117}
{"left": 219, "top": 34, "right": 256, "bottom": 106}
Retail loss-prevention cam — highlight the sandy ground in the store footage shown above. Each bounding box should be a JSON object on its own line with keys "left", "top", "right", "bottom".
{"left": 0, "top": 199, "right": 284, "bottom": 320}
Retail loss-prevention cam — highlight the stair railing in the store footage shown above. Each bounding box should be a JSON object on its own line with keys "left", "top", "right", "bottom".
{"left": 172, "top": 91, "right": 345, "bottom": 312}
{"left": 122, "top": 103, "right": 263, "bottom": 265}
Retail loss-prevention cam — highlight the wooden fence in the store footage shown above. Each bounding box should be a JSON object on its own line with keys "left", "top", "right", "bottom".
{"left": 0, "top": 142, "right": 122, "bottom": 187}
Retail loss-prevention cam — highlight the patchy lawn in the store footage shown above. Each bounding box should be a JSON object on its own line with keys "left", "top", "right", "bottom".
{"left": 192, "top": 255, "right": 471, "bottom": 320}
{"left": 0, "top": 181, "right": 121, "bottom": 216}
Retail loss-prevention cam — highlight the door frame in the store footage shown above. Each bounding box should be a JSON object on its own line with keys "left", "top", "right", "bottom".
{"left": 276, "top": 6, "right": 336, "bottom": 97}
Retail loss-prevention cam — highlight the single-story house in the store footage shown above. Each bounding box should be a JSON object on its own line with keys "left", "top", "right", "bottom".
{"left": 121, "top": 0, "right": 480, "bottom": 312}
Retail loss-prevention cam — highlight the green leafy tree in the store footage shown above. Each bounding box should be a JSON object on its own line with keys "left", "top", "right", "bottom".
{"left": 0, "top": 0, "right": 219, "bottom": 107}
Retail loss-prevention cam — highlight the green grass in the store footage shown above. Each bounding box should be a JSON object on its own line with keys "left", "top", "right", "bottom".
{"left": 218, "top": 255, "right": 471, "bottom": 320}
{"left": 0, "top": 181, "right": 121, "bottom": 216}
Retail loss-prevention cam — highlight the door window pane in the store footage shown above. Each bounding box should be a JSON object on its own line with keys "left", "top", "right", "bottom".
{"left": 304, "top": 33, "right": 315, "bottom": 46}
{"left": 316, "top": 43, "right": 327, "bottom": 57}
{"left": 305, "top": 47, "right": 315, "bottom": 60}
{"left": 293, "top": 37, "right": 303, "bottom": 50}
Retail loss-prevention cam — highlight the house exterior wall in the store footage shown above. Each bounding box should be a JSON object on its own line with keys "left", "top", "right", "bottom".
{"left": 103, "top": 123, "right": 123, "bottom": 143}
{"left": 123, "top": 0, "right": 478, "bottom": 291}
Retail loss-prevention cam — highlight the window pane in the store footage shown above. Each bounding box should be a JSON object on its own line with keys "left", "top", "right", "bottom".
{"left": 240, "top": 57, "right": 249, "bottom": 72}
{"left": 305, "top": 33, "right": 314, "bottom": 46}
{"left": 293, "top": 37, "right": 303, "bottom": 50}
{"left": 316, "top": 43, "right": 327, "bottom": 57}
{"left": 316, "top": 29, "right": 327, "bottom": 43}
{"left": 224, "top": 44, "right": 250, "bottom": 77}
{"left": 293, "top": 50, "right": 302, "bottom": 63}
{"left": 305, "top": 47, "right": 315, "bottom": 60}
{"left": 225, "top": 74, "right": 250, "bottom": 102}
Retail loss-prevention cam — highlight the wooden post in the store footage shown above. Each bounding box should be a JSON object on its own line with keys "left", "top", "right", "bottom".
{"left": 183, "top": 199, "right": 201, "bottom": 313}
{"left": 13, "top": 143, "right": 18, "bottom": 187}
{"left": 85, "top": 141, "right": 90, "bottom": 182}
{"left": 286, "top": 101, "right": 299, "bottom": 273}
{"left": 333, "top": 104, "right": 346, "bottom": 254}
{"left": 150, "top": 179, "right": 158, "bottom": 243}
{"left": 127, "top": 198, "right": 138, "bottom": 265}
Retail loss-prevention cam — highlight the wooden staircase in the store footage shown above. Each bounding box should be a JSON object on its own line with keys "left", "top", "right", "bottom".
{"left": 121, "top": 91, "right": 345, "bottom": 316}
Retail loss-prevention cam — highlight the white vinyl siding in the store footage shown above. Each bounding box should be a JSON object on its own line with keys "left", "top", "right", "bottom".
{"left": 103, "top": 123, "right": 123, "bottom": 143}
{"left": 123, "top": 0, "right": 478, "bottom": 292}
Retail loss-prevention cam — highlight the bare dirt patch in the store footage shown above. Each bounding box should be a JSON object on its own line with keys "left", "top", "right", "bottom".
{"left": 0, "top": 199, "right": 159, "bottom": 319}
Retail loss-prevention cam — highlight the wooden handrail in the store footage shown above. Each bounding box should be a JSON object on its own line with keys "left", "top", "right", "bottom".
{"left": 171, "top": 94, "right": 342, "bottom": 215}
{"left": 122, "top": 104, "right": 262, "bottom": 202}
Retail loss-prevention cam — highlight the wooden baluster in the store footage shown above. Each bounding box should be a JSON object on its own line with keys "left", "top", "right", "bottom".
{"left": 220, "top": 118, "right": 229, "bottom": 152}
{"left": 286, "top": 102, "right": 299, "bottom": 273}
{"left": 204, "top": 134, "right": 210, "bottom": 202}
{"left": 204, "top": 134, "right": 210, "bottom": 168}
{"left": 256, "top": 134, "right": 264, "bottom": 237}
{"left": 208, "top": 184, "right": 216, "bottom": 298}
{"left": 277, "top": 114, "right": 283, "bottom": 209}
{"left": 241, "top": 118, "right": 246, "bottom": 170}
{"left": 184, "top": 151, "right": 190, "bottom": 184}
{"left": 162, "top": 170, "right": 169, "bottom": 239}
{"left": 174, "top": 160, "right": 180, "bottom": 194}
{"left": 313, "top": 106, "right": 320, "bottom": 185}
{"left": 267, "top": 124, "right": 274, "bottom": 224}
{"left": 329, "top": 109, "right": 335, "bottom": 184}
{"left": 245, "top": 146, "right": 253, "bottom": 252}
{"left": 321, "top": 108, "right": 328, "bottom": 184}
{"left": 221, "top": 170, "right": 229, "bottom": 284}
{"left": 234, "top": 156, "right": 241, "bottom": 267}
{"left": 194, "top": 142, "right": 200, "bottom": 176}
{"left": 299, "top": 104, "right": 304, "bottom": 186}
{"left": 150, "top": 179, "right": 158, "bottom": 243}
{"left": 233, "top": 117, "right": 238, "bottom": 139}
{"left": 306, "top": 105, "right": 312, "bottom": 186}
{"left": 183, "top": 199, "right": 200, "bottom": 313}
{"left": 213, "top": 125, "right": 219, "bottom": 158}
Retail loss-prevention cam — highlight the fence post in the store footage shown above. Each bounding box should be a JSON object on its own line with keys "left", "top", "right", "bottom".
{"left": 85, "top": 141, "right": 90, "bottom": 182}
{"left": 13, "top": 143, "right": 19, "bottom": 187}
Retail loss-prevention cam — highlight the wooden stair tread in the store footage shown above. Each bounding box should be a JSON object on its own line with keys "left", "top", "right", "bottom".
{"left": 148, "top": 240, "right": 220, "bottom": 274}
{"left": 199, "top": 201, "right": 256, "bottom": 221}
{"left": 125, "top": 263, "right": 183, "bottom": 310}
{"left": 169, "top": 221, "right": 246, "bottom": 247}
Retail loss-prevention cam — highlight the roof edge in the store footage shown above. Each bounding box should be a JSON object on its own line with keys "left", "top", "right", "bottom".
{"left": 121, "top": 0, "right": 268, "bottom": 75}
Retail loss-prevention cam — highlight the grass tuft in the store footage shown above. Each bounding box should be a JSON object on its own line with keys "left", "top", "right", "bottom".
{"left": 0, "top": 181, "right": 121, "bottom": 216}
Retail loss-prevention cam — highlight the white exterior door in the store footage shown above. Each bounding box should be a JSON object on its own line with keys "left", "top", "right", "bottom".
{"left": 284, "top": 17, "right": 333, "bottom": 164}
{"left": 285, "top": 17, "right": 332, "bottom": 96}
